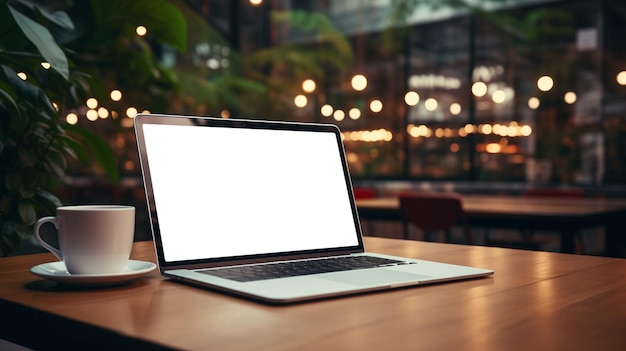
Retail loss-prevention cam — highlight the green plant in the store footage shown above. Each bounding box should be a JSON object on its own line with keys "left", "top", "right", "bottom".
{"left": 0, "top": 0, "right": 187, "bottom": 255}
{"left": 169, "top": 5, "right": 353, "bottom": 119}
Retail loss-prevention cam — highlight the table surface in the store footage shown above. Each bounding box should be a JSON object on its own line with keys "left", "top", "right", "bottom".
{"left": 2, "top": 238, "right": 626, "bottom": 350}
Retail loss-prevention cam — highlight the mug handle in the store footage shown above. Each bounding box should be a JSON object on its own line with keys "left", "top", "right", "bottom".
{"left": 33, "top": 216, "right": 63, "bottom": 260}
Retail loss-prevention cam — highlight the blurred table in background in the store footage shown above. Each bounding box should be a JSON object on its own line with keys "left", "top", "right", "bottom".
{"left": 357, "top": 195, "right": 626, "bottom": 257}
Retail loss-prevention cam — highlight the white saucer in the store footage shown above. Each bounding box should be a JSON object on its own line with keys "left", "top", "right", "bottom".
{"left": 30, "top": 260, "right": 157, "bottom": 287}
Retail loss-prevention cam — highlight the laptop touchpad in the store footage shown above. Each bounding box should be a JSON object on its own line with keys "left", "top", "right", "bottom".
{"left": 320, "top": 269, "right": 432, "bottom": 287}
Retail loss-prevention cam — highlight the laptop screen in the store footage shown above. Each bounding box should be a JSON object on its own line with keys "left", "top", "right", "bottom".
{"left": 137, "top": 116, "right": 361, "bottom": 264}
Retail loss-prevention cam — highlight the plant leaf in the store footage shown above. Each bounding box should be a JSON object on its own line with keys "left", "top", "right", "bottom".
{"left": 21, "top": 0, "right": 75, "bottom": 30}
{"left": 18, "top": 201, "right": 37, "bottom": 226}
{"left": 33, "top": 189, "right": 62, "bottom": 213}
{"left": 65, "top": 125, "right": 119, "bottom": 182}
{"left": 8, "top": 4, "right": 69, "bottom": 79}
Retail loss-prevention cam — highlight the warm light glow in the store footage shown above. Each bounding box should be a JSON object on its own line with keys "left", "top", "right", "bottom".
{"left": 369, "top": 99, "right": 383, "bottom": 113}
{"left": 472, "top": 82, "right": 487, "bottom": 97}
{"left": 564, "top": 91, "right": 577, "bottom": 104}
{"left": 40, "top": 62, "right": 51, "bottom": 69}
{"left": 408, "top": 125, "right": 431, "bottom": 138}
{"left": 537, "top": 75, "right": 554, "bottom": 92}
{"left": 478, "top": 124, "right": 490, "bottom": 135}
{"left": 86, "top": 98, "right": 98, "bottom": 109}
{"left": 17, "top": 72, "right": 27, "bottom": 80}
{"left": 124, "top": 160, "right": 135, "bottom": 171}
{"left": 344, "top": 129, "right": 393, "bottom": 142}
{"left": 321, "top": 104, "right": 333, "bottom": 117}
{"left": 485, "top": 143, "right": 502, "bottom": 153}
{"left": 294, "top": 94, "right": 308, "bottom": 108}
{"left": 450, "top": 103, "right": 462, "bottom": 115}
{"left": 404, "top": 91, "right": 420, "bottom": 106}
{"left": 424, "top": 98, "right": 438, "bottom": 111}
{"left": 521, "top": 125, "right": 533, "bottom": 136}
{"left": 126, "top": 107, "right": 138, "bottom": 118}
{"left": 351, "top": 74, "right": 367, "bottom": 91}
{"left": 66, "top": 113, "right": 78, "bottom": 125}
{"left": 450, "top": 143, "right": 460, "bottom": 152}
{"left": 142, "top": 110, "right": 151, "bottom": 114}
{"left": 221, "top": 109, "right": 230, "bottom": 118}
{"left": 98, "top": 107, "right": 109, "bottom": 119}
{"left": 617, "top": 71, "right": 626, "bottom": 85}
{"left": 249, "top": 0, "right": 263, "bottom": 6}
{"left": 492, "top": 90, "right": 506, "bottom": 104}
{"left": 333, "top": 110, "right": 345, "bottom": 121}
{"left": 349, "top": 108, "right": 361, "bottom": 120}
{"left": 86, "top": 109, "right": 98, "bottom": 121}
{"left": 507, "top": 125, "right": 517, "bottom": 137}
{"left": 136, "top": 26, "right": 147, "bottom": 36}
{"left": 52, "top": 102, "right": 59, "bottom": 111}
{"left": 464, "top": 124, "right": 475, "bottom": 134}
{"left": 110, "top": 90, "right": 122, "bottom": 101}
{"left": 528, "top": 97, "right": 540, "bottom": 109}
{"left": 302, "top": 79, "right": 316, "bottom": 93}
{"left": 493, "top": 124, "right": 503, "bottom": 136}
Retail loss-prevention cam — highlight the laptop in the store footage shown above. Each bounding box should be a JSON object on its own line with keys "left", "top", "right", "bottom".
{"left": 134, "top": 113, "right": 493, "bottom": 304}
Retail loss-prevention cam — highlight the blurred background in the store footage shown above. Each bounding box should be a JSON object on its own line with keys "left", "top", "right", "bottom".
{"left": 2, "top": 0, "right": 626, "bottom": 252}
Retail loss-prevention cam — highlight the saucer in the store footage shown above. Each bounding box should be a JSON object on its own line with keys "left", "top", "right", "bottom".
{"left": 30, "top": 260, "right": 157, "bottom": 287}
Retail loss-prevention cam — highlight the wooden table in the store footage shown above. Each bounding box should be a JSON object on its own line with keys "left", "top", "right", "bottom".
{"left": 357, "top": 195, "right": 626, "bottom": 256}
{"left": 2, "top": 238, "right": 626, "bottom": 350}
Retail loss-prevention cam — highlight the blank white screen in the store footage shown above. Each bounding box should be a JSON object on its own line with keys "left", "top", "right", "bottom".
{"left": 142, "top": 124, "right": 359, "bottom": 262}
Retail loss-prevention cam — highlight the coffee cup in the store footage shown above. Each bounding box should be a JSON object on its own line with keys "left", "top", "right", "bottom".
{"left": 33, "top": 205, "right": 135, "bottom": 275}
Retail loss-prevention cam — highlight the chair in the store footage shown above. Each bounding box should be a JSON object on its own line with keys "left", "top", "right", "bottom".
{"left": 399, "top": 192, "right": 473, "bottom": 244}
{"left": 353, "top": 187, "right": 376, "bottom": 200}
{"left": 353, "top": 187, "right": 377, "bottom": 235}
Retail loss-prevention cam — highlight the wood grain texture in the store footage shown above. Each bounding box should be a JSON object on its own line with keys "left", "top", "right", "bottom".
{"left": 1, "top": 238, "right": 625, "bottom": 350}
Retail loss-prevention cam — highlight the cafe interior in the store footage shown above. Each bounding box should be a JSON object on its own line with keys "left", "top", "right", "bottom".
{"left": 3, "top": 1, "right": 626, "bottom": 350}
{"left": 24, "top": 0, "right": 623, "bottom": 258}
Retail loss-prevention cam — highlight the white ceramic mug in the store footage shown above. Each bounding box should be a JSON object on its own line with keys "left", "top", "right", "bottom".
{"left": 33, "top": 205, "right": 135, "bottom": 275}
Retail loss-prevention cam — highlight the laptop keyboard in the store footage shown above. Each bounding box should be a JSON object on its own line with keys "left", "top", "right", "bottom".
{"left": 199, "top": 256, "right": 413, "bottom": 282}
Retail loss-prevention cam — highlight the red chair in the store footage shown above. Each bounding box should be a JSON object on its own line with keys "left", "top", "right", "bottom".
{"left": 353, "top": 187, "right": 376, "bottom": 199}
{"left": 524, "top": 188, "right": 585, "bottom": 198}
{"left": 353, "top": 187, "right": 376, "bottom": 235}
{"left": 399, "top": 192, "right": 473, "bottom": 244}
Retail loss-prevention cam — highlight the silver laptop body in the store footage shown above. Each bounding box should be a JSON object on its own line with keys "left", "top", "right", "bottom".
{"left": 134, "top": 113, "right": 493, "bottom": 304}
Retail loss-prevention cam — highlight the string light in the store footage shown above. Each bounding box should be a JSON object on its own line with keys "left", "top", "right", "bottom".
{"left": 424, "top": 98, "right": 438, "bottom": 111}
{"left": 126, "top": 107, "right": 138, "bottom": 118}
{"left": 294, "top": 95, "right": 307, "bottom": 108}
{"left": 110, "top": 90, "right": 122, "bottom": 101}
{"left": 564, "top": 92, "right": 577, "bottom": 104}
{"left": 136, "top": 26, "right": 147, "bottom": 36}
{"left": 351, "top": 74, "right": 367, "bottom": 91}
{"left": 617, "top": 71, "right": 626, "bottom": 85}
{"left": 321, "top": 104, "right": 333, "bottom": 117}
{"left": 528, "top": 97, "right": 540, "bottom": 109}
{"left": 369, "top": 99, "right": 383, "bottom": 113}
{"left": 537, "top": 75, "right": 554, "bottom": 91}
{"left": 86, "top": 98, "right": 98, "bottom": 109}
{"left": 404, "top": 91, "right": 419, "bottom": 106}
{"left": 349, "top": 108, "right": 361, "bottom": 120}
{"left": 302, "top": 79, "right": 316, "bottom": 93}
{"left": 472, "top": 82, "right": 487, "bottom": 97}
